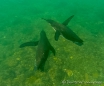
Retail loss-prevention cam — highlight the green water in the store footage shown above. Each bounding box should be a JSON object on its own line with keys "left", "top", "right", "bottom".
{"left": 0, "top": 0, "right": 104, "bottom": 86}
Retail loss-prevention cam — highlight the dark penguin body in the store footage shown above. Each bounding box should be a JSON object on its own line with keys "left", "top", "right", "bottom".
{"left": 20, "top": 30, "right": 55, "bottom": 71}
{"left": 42, "top": 15, "right": 83, "bottom": 46}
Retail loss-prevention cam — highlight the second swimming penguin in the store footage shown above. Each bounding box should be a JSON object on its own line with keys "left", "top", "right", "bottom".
{"left": 20, "top": 30, "right": 55, "bottom": 71}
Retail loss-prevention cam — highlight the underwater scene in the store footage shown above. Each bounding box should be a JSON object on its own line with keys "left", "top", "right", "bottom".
{"left": 0, "top": 0, "right": 104, "bottom": 86}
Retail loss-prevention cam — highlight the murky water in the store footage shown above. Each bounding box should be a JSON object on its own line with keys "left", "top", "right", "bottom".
{"left": 0, "top": 0, "right": 104, "bottom": 86}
